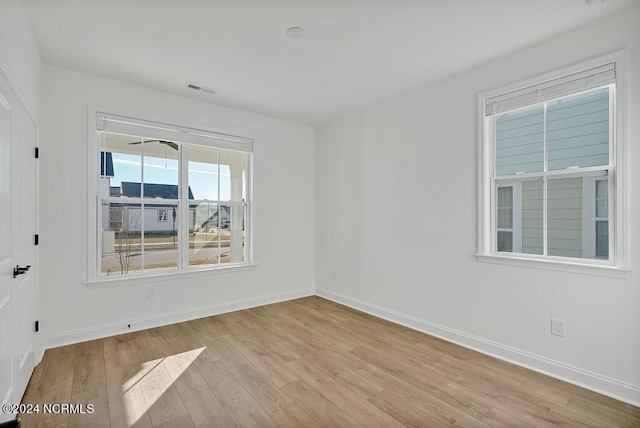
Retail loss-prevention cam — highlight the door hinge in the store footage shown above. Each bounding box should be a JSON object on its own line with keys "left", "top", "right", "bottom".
{"left": 35, "top": 147, "right": 39, "bottom": 158}
{"left": 34, "top": 234, "right": 39, "bottom": 245}
{"left": 34, "top": 320, "right": 39, "bottom": 333}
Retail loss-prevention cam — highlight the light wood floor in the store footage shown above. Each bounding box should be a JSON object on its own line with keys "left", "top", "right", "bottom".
{"left": 18, "top": 296, "right": 640, "bottom": 427}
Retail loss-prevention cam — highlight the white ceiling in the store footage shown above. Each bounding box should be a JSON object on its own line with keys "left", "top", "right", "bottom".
{"left": 23, "top": 0, "right": 639, "bottom": 126}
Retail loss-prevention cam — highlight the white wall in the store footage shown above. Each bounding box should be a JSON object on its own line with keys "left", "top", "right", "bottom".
{"left": 0, "top": 0, "right": 41, "bottom": 121}
{"left": 316, "top": 6, "right": 640, "bottom": 404}
{"left": 41, "top": 65, "right": 316, "bottom": 344}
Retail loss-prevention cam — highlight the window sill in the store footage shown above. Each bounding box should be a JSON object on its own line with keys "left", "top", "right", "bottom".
{"left": 475, "top": 254, "right": 630, "bottom": 279}
{"left": 86, "top": 263, "right": 259, "bottom": 289}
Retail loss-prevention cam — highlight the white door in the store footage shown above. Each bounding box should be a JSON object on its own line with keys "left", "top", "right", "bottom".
{"left": 0, "top": 70, "right": 38, "bottom": 422}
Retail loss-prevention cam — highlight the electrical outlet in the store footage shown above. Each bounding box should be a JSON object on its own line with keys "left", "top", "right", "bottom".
{"left": 551, "top": 318, "right": 565, "bottom": 337}
{"left": 331, "top": 271, "right": 337, "bottom": 280}
{"left": 147, "top": 287, "right": 156, "bottom": 300}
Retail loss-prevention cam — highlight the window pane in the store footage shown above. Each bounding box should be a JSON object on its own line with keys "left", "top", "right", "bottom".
{"left": 100, "top": 203, "right": 142, "bottom": 277}
{"left": 189, "top": 203, "right": 243, "bottom": 265}
{"left": 497, "top": 209, "right": 513, "bottom": 230}
{"left": 188, "top": 145, "right": 219, "bottom": 201}
{"left": 497, "top": 186, "right": 513, "bottom": 207}
{"left": 142, "top": 139, "right": 179, "bottom": 199}
{"left": 497, "top": 186, "right": 513, "bottom": 229}
{"left": 497, "top": 231, "right": 513, "bottom": 252}
{"left": 495, "top": 105, "right": 544, "bottom": 175}
{"left": 596, "top": 220, "right": 609, "bottom": 258}
{"left": 596, "top": 179, "right": 608, "bottom": 199}
{"left": 596, "top": 200, "right": 608, "bottom": 218}
{"left": 190, "top": 201, "right": 221, "bottom": 268}
{"left": 100, "top": 132, "right": 142, "bottom": 198}
{"left": 219, "top": 149, "right": 249, "bottom": 202}
{"left": 547, "top": 177, "right": 583, "bottom": 258}
{"left": 227, "top": 204, "right": 247, "bottom": 263}
{"left": 547, "top": 88, "right": 609, "bottom": 171}
{"left": 521, "top": 179, "right": 543, "bottom": 255}
{"left": 596, "top": 179, "right": 608, "bottom": 218}
{"left": 142, "top": 205, "right": 179, "bottom": 273}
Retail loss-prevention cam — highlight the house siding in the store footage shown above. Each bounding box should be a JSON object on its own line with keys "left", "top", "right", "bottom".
{"left": 495, "top": 88, "right": 609, "bottom": 176}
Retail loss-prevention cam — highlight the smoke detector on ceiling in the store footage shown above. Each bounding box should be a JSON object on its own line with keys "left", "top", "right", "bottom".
{"left": 186, "top": 83, "right": 216, "bottom": 95}
{"left": 286, "top": 27, "right": 306, "bottom": 39}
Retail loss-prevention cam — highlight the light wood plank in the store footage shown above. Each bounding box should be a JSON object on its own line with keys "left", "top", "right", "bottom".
{"left": 154, "top": 414, "right": 195, "bottom": 428}
{"left": 281, "top": 380, "right": 361, "bottom": 427}
{"left": 349, "top": 353, "right": 493, "bottom": 421}
{"left": 104, "top": 334, "right": 133, "bottom": 369}
{"left": 367, "top": 389, "right": 448, "bottom": 427}
{"left": 481, "top": 408, "right": 536, "bottom": 427}
{"left": 567, "top": 393, "right": 640, "bottom": 428}
{"left": 312, "top": 351, "right": 384, "bottom": 399}
{"left": 106, "top": 363, "right": 153, "bottom": 428}
{"left": 72, "top": 339, "right": 106, "bottom": 395}
{"left": 31, "top": 345, "right": 77, "bottom": 427}
{"left": 223, "top": 332, "right": 299, "bottom": 388}
{"left": 68, "top": 385, "right": 110, "bottom": 428}
{"left": 138, "top": 361, "right": 188, "bottom": 426}
{"left": 349, "top": 344, "right": 452, "bottom": 388}
{"left": 151, "top": 334, "right": 184, "bottom": 358}
{"left": 285, "top": 358, "right": 404, "bottom": 428}
{"left": 214, "top": 342, "right": 292, "bottom": 414}
{"left": 17, "top": 367, "right": 41, "bottom": 427}
{"left": 172, "top": 322, "right": 219, "bottom": 367}
{"left": 197, "top": 361, "right": 277, "bottom": 427}
{"left": 179, "top": 385, "right": 236, "bottom": 427}
{"left": 162, "top": 350, "right": 207, "bottom": 394}
{"left": 449, "top": 377, "right": 619, "bottom": 428}
{"left": 126, "top": 330, "right": 162, "bottom": 366}
{"left": 227, "top": 318, "right": 301, "bottom": 363}
{"left": 270, "top": 403, "right": 321, "bottom": 428}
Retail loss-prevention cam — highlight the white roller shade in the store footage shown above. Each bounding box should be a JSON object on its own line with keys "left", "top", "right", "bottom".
{"left": 485, "top": 63, "right": 615, "bottom": 116}
{"left": 96, "top": 112, "right": 253, "bottom": 153}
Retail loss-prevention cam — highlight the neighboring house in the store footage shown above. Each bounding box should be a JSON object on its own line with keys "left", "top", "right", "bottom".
{"left": 103, "top": 181, "right": 194, "bottom": 234}
{"left": 99, "top": 152, "right": 230, "bottom": 233}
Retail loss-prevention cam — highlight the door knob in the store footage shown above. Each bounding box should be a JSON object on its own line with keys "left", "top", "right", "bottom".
{"left": 13, "top": 265, "right": 31, "bottom": 278}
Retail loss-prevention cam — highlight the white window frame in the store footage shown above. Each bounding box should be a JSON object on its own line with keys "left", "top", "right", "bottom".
{"left": 86, "top": 108, "right": 255, "bottom": 285}
{"left": 477, "top": 53, "right": 629, "bottom": 279}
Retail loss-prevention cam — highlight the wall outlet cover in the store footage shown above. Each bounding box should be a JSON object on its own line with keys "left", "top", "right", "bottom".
{"left": 551, "top": 318, "right": 565, "bottom": 337}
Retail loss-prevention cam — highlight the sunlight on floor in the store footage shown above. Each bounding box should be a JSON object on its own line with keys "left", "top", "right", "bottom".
{"left": 123, "top": 347, "right": 205, "bottom": 426}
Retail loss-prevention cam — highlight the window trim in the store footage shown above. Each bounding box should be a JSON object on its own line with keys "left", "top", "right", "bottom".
{"left": 87, "top": 106, "right": 255, "bottom": 284}
{"left": 476, "top": 52, "right": 629, "bottom": 278}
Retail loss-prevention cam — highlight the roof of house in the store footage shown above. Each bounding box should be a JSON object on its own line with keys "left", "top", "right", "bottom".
{"left": 120, "top": 182, "right": 194, "bottom": 199}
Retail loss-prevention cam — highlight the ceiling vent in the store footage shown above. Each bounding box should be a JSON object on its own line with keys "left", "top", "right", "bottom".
{"left": 186, "top": 83, "right": 216, "bottom": 95}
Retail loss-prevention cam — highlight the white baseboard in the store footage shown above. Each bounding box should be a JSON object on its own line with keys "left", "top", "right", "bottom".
{"left": 42, "top": 287, "right": 315, "bottom": 350}
{"left": 316, "top": 287, "right": 640, "bottom": 407}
